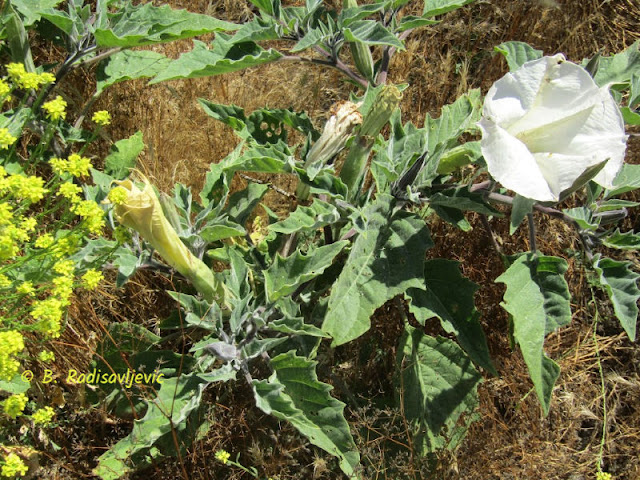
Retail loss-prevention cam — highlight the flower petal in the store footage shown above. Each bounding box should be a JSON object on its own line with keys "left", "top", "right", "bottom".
{"left": 479, "top": 118, "right": 555, "bottom": 201}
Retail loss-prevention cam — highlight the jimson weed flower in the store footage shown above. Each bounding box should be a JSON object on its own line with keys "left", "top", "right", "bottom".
{"left": 478, "top": 54, "right": 627, "bottom": 202}
{"left": 108, "top": 178, "right": 226, "bottom": 307}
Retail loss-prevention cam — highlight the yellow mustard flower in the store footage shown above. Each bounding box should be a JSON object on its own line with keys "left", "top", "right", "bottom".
{"left": 38, "top": 350, "right": 55, "bottom": 363}
{"left": 92, "top": 110, "right": 111, "bottom": 126}
{"left": 3, "top": 393, "right": 27, "bottom": 419}
{"left": 66, "top": 153, "right": 92, "bottom": 177}
{"left": 57, "top": 182, "right": 82, "bottom": 200}
{"left": 42, "top": 95, "right": 67, "bottom": 121}
{"left": 0, "top": 331, "right": 24, "bottom": 380}
{"left": 82, "top": 269, "right": 103, "bottom": 290}
{"left": 1, "top": 452, "right": 28, "bottom": 477}
{"left": 0, "top": 128, "right": 17, "bottom": 149}
{"left": 16, "top": 281, "right": 34, "bottom": 296}
{"left": 32, "top": 406, "right": 55, "bottom": 426}
{"left": 214, "top": 450, "right": 230, "bottom": 464}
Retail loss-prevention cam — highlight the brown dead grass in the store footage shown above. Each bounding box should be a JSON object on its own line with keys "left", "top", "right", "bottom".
{"left": 41, "top": 0, "right": 640, "bottom": 478}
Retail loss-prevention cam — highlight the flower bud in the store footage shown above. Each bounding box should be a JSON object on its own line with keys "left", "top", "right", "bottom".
{"left": 344, "top": 0, "right": 375, "bottom": 82}
{"left": 110, "top": 178, "right": 225, "bottom": 306}
{"left": 297, "top": 101, "right": 362, "bottom": 200}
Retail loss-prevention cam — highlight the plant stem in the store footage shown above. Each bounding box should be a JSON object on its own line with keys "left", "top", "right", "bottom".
{"left": 527, "top": 213, "right": 537, "bottom": 253}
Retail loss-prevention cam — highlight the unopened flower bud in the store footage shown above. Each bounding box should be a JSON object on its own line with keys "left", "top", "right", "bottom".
{"left": 109, "top": 178, "right": 225, "bottom": 306}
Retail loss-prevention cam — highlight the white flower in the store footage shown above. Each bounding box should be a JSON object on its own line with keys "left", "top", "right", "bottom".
{"left": 478, "top": 54, "right": 627, "bottom": 202}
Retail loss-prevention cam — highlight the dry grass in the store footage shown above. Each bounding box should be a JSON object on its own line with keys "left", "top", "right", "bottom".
{"left": 35, "top": 0, "right": 640, "bottom": 478}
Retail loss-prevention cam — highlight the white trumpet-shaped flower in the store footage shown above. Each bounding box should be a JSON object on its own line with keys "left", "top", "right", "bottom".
{"left": 478, "top": 54, "right": 627, "bottom": 202}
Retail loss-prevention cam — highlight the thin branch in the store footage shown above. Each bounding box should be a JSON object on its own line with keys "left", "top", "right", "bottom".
{"left": 376, "top": 29, "right": 413, "bottom": 85}
{"left": 527, "top": 213, "right": 537, "bottom": 253}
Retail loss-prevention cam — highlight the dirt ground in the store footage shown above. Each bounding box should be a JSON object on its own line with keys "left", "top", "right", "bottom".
{"left": 44, "top": 0, "right": 640, "bottom": 479}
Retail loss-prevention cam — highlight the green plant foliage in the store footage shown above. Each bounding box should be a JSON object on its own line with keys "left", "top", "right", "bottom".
{"left": 590, "top": 40, "right": 640, "bottom": 87}
{"left": 602, "top": 229, "right": 640, "bottom": 250}
{"left": 497, "top": 254, "right": 572, "bottom": 414}
{"left": 96, "top": 50, "right": 171, "bottom": 94}
{"left": 606, "top": 164, "right": 640, "bottom": 197}
{"left": 406, "top": 259, "right": 496, "bottom": 374}
{"left": 252, "top": 352, "right": 361, "bottom": 478}
{"left": 495, "top": 41, "right": 543, "bottom": 71}
{"left": 150, "top": 36, "right": 282, "bottom": 84}
{"left": 396, "top": 325, "right": 482, "bottom": 453}
{"left": 593, "top": 255, "right": 640, "bottom": 341}
{"left": 94, "top": 368, "right": 235, "bottom": 480}
{"left": 322, "top": 194, "right": 433, "bottom": 346}
{"left": 264, "top": 241, "right": 348, "bottom": 301}
{"left": 93, "top": 3, "right": 236, "bottom": 48}
{"left": 104, "top": 131, "right": 144, "bottom": 180}
{"left": 269, "top": 199, "right": 341, "bottom": 234}
{"left": 422, "top": 0, "right": 477, "bottom": 18}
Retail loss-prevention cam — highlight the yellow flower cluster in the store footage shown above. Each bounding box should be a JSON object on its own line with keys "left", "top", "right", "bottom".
{"left": 49, "top": 153, "right": 92, "bottom": 177}
{"left": 82, "top": 269, "right": 103, "bottom": 290}
{"left": 42, "top": 95, "right": 67, "bottom": 121}
{"left": 1, "top": 452, "right": 28, "bottom": 478}
{"left": 6, "top": 62, "right": 55, "bottom": 90}
{"left": 38, "top": 350, "right": 55, "bottom": 363}
{"left": 214, "top": 450, "right": 230, "bottom": 464}
{"left": 0, "top": 128, "right": 16, "bottom": 150}
{"left": 0, "top": 331, "right": 24, "bottom": 380}
{"left": 92, "top": 110, "right": 111, "bottom": 126}
{"left": 0, "top": 171, "right": 48, "bottom": 203}
{"left": 71, "top": 199, "right": 105, "bottom": 234}
{"left": 3, "top": 393, "right": 27, "bottom": 419}
{"left": 32, "top": 406, "right": 55, "bottom": 426}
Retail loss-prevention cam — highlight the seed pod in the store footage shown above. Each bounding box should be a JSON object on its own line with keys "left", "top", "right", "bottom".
{"left": 343, "top": 0, "right": 375, "bottom": 82}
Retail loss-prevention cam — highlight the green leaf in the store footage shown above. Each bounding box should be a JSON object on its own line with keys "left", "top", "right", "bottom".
{"left": 406, "top": 259, "right": 496, "bottom": 375}
{"left": 621, "top": 106, "right": 640, "bottom": 125}
{"left": 199, "top": 220, "right": 246, "bottom": 243}
{"left": 630, "top": 72, "right": 640, "bottom": 108}
{"left": 396, "top": 15, "right": 439, "bottom": 32}
{"left": 150, "top": 36, "right": 282, "bottom": 84}
{"left": 264, "top": 241, "right": 348, "bottom": 301}
{"left": 38, "top": 8, "right": 73, "bottom": 35}
{"left": 428, "top": 188, "right": 501, "bottom": 216}
{"left": 496, "top": 254, "right": 571, "bottom": 414}
{"left": 606, "top": 164, "right": 640, "bottom": 197}
{"left": 563, "top": 207, "right": 598, "bottom": 230}
{"left": 94, "top": 3, "right": 236, "bottom": 48}
{"left": 510, "top": 195, "right": 536, "bottom": 235}
{"left": 417, "top": 89, "right": 482, "bottom": 187}
{"left": 591, "top": 40, "right": 640, "bottom": 87}
{"left": 94, "top": 368, "right": 235, "bottom": 480}
{"left": 247, "top": 0, "right": 275, "bottom": 16}
{"left": 96, "top": 50, "right": 171, "bottom": 95}
{"left": 104, "top": 131, "right": 144, "bottom": 180}
{"left": 0, "top": 374, "right": 30, "bottom": 394}
{"left": 436, "top": 141, "right": 482, "bottom": 174}
{"left": 291, "top": 27, "right": 327, "bottom": 52}
{"left": 495, "top": 41, "right": 543, "bottom": 71}
{"left": 339, "top": 4, "right": 388, "bottom": 27}
{"left": 322, "top": 194, "right": 433, "bottom": 346}
{"left": 233, "top": 14, "right": 281, "bottom": 43}
{"left": 602, "top": 229, "right": 640, "bottom": 251}
{"left": 227, "top": 182, "right": 270, "bottom": 226}
{"left": 269, "top": 199, "right": 340, "bottom": 234}
{"left": 252, "top": 352, "right": 360, "bottom": 478}
{"left": 422, "top": 0, "right": 476, "bottom": 18}
{"left": 396, "top": 326, "right": 482, "bottom": 453}
{"left": 10, "top": 0, "right": 63, "bottom": 27}
{"left": 593, "top": 255, "right": 639, "bottom": 341}
{"left": 343, "top": 20, "right": 404, "bottom": 49}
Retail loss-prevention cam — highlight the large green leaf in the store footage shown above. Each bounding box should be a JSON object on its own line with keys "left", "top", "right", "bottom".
{"left": 96, "top": 50, "right": 171, "bottom": 94}
{"left": 322, "top": 194, "right": 433, "bottom": 346}
{"left": 10, "top": 0, "right": 63, "bottom": 27}
{"left": 406, "top": 259, "right": 495, "bottom": 374}
{"left": 269, "top": 199, "right": 341, "bottom": 234}
{"left": 94, "top": 3, "right": 236, "bottom": 48}
{"left": 495, "top": 41, "right": 543, "bottom": 71}
{"left": 496, "top": 254, "right": 571, "bottom": 415}
{"left": 104, "top": 131, "right": 144, "bottom": 180}
{"left": 396, "top": 326, "right": 482, "bottom": 453}
{"left": 591, "top": 40, "right": 640, "bottom": 87}
{"left": 422, "top": 0, "right": 476, "bottom": 17}
{"left": 343, "top": 20, "right": 404, "bottom": 49}
{"left": 93, "top": 368, "right": 235, "bottom": 480}
{"left": 593, "top": 255, "right": 639, "bottom": 341}
{"left": 264, "top": 241, "right": 348, "bottom": 301}
{"left": 150, "top": 36, "right": 282, "bottom": 84}
{"left": 252, "top": 352, "right": 360, "bottom": 478}
{"left": 602, "top": 229, "right": 640, "bottom": 251}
